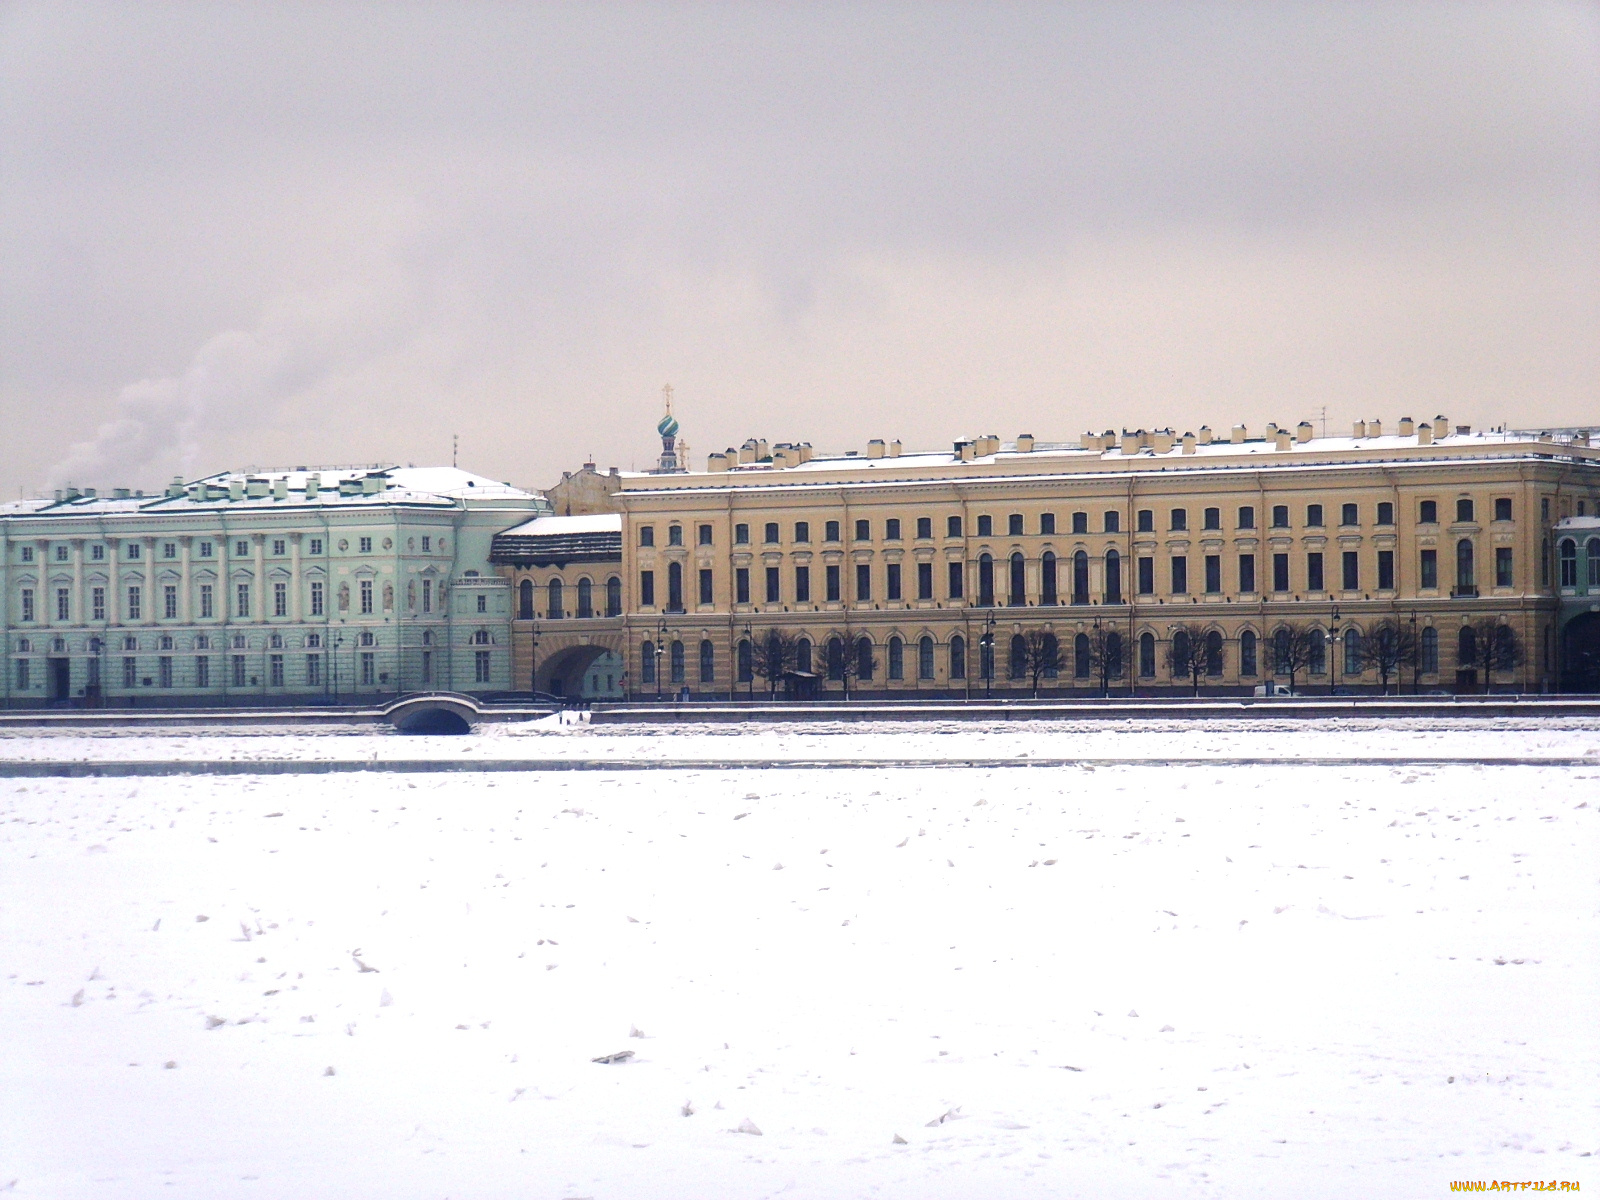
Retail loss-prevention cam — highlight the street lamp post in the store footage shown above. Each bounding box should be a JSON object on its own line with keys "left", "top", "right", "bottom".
{"left": 528, "top": 615, "right": 540, "bottom": 696}
{"left": 1410, "top": 609, "right": 1419, "bottom": 695}
{"left": 743, "top": 622, "right": 754, "bottom": 701}
{"left": 981, "top": 611, "right": 996, "bottom": 701}
{"left": 655, "top": 618, "right": 666, "bottom": 700}
{"left": 1329, "top": 603, "right": 1341, "bottom": 695}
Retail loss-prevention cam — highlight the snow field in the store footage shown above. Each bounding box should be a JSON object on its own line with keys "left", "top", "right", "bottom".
{"left": 1, "top": 750, "right": 1596, "bottom": 1198}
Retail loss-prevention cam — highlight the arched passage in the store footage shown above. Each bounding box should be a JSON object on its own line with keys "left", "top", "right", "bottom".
{"left": 1562, "top": 611, "right": 1600, "bottom": 692}
{"left": 536, "top": 642, "right": 618, "bottom": 697}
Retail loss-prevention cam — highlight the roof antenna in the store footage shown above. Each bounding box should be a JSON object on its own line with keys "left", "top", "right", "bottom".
{"left": 452, "top": 433, "right": 458, "bottom": 468}
{"left": 1318, "top": 405, "right": 1328, "bottom": 439}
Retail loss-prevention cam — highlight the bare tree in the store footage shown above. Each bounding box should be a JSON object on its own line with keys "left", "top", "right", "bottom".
{"left": 828, "top": 634, "right": 878, "bottom": 700}
{"left": 1269, "top": 621, "right": 1319, "bottom": 694}
{"left": 1019, "top": 629, "right": 1063, "bottom": 698}
{"left": 1461, "top": 618, "right": 1523, "bottom": 692}
{"left": 1164, "top": 623, "right": 1211, "bottom": 696}
{"left": 751, "top": 631, "right": 798, "bottom": 699}
{"left": 1365, "top": 619, "right": 1418, "bottom": 695}
{"left": 1085, "top": 625, "right": 1125, "bottom": 697}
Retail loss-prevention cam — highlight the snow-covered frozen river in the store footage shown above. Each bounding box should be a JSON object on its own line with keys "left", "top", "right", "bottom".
{"left": 2, "top": 722, "right": 1596, "bottom": 1198}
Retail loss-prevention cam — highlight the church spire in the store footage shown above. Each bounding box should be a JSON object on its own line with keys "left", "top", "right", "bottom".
{"left": 654, "top": 383, "right": 685, "bottom": 473}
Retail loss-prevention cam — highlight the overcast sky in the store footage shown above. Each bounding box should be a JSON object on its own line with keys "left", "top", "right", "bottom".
{"left": 1, "top": 2, "right": 1596, "bottom": 496}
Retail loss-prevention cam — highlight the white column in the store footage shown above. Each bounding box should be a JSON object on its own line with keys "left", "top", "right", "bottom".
{"left": 289, "top": 534, "right": 303, "bottom": 622}
{"left": 72, "top": 540, "right": 85, "bottom": 625}
{"left": 42, "top": 542, "right": 56, "bottom": 628}
{"left": 106, "top": 539, "right": 122, "bottom": 626}
{"left": 143, "top": 538, "right": 157, "bottom": 625}
{"left": 253, "top": 535, "right": 266, "bottom": 623}
{"left": 179, "top": 537, "right": 192, "bottom": 623}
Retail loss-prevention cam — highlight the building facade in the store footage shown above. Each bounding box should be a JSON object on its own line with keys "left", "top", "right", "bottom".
{"left": 1, "top": 466, "right": 545, "bottom": 707}
{"left": 499, "top": 417, "right": 1600, "bottom": 697}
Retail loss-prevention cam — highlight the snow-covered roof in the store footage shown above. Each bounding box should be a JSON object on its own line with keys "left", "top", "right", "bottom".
{"left": 497, "top": 513, "right": 622, "bottom": 537}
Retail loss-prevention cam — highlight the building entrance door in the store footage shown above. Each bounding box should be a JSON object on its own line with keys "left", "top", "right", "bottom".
{"left": 48, "top": 657, "right": 72, "bottom": 702}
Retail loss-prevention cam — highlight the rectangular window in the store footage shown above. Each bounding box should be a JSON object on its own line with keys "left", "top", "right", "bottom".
{"left": 359, "top": 580, "right": 373, "bottom": 614}
{"left": 1420, "top": 549, "right": 1438, "bottom": 589}
{"left": 1420, "top": 500, "right": 1437, "bottom": 524}
{"left": 474, "top": 651, "right": 490, "bottom": 684}
{"left": 1137, "top": 557, "right": 1154, "bottom": 595}
{"left": 640, "top": 526, "right": 655, "bottom": 547}
{"left": 91, "top": 544, "right": 104, "bottom": 561}
{"left": 1271, "top": 505, "right": 1289, "bottom": 528}
{"left": 795, "top": 566, "right": 810, "bottom": 602}
{"left": 306, "top": 654, "right": 321, "bottom": 687}
{"left": 1203, "top": 507, "right": 1220, "bottom": 531}
{"left": 976, "top": 515, "right": 992, "bottom": 537}
{"left": 157, "top": 656, "right": 172, "bottom": 688}
{"left": 885, "top": 518, "right": 901, "bottom": 540}
{"left": 1104, "top": 511, "right": 1121, "bottom": 533}
{"left": 765, "top": 566, "right": 780, "bottom": 604}
{"left": 1040, "top": 513, "right": 1056, "bottom": 535}
{"left": 19, "top": 546, "right": 33, "bottom": 563}
{"left": 199, "top": 584, "right": 214, "bottom": 619}
{"left": 164, "top": 585, "right": 178, "bottom": 620}
{"left": 827, "top": 565, "right": 842, "bottom": 602}
{"left": 476, "top": 593, "right": 488, "bottom": 614}
{"left": 1307, "top": 552, "right": 1324, "bottom": 592}
{"left": 1204, "top": 555, "right": 1221, "bottom": 593}
{"left": 733, "top": 523, "right": 748, "bottom": 545}
{"left": 128, "top": 543, "right": 141, "bottom": 560}
{"left": 1342, "top": 551, "right": 1359, "bottom": 591}
{"left": 414, "top": 652, "right": 425, "bottom": 686}
{"left": 917, "top": 561, "right": 933, "bottom": 600}
{"left": 1495, "top": 546, "right": 1513, "bottom": 588}
{"left": 1307, "top": 504, "right": 1323, "bottom": 527}
{"left": 825, "top": 520, "right": 841, "bottom": 542}
{"left": 268, "top": 654, "right": 284, "bottom": 687}
{"left": 698, "top": 524, "right": 713, "bottom": 546}
{"left": 1273, "top": 553, "right": 1290, "bottom": 592}
{"left": 127, "top": 586, "right": 142, "bottom": 621}
{"left": 273, "top": 582, "right": 287, "bottom": 617}
{"left": 233, "top": 583, "right": 249, "bottom": 618}
{"left": 1170, "top": 509, "right": 1187, "bottom": 531}
{"left": 700, "top": 568, "right": 714, "bottom": 605}
{"left": 271, "top": 539, "right": 285, "bottom": 556}
{"left": 1377, "top": 502, "right": 1394, "bottom": 526}
{"left": 1171, "top": 555, "right": 1187, "bottom": 593}
{"left": 855, "top": 519, "right": 870, "bottom": 542}
{"left": 640, "top": 570, "right": 656, "bottom": 607}
{"left": 309, "top": 538, "right": 323, "bottom": 556}
{"left": 765, "top": 522, "right": 780, "bottom": 544}
{"left": 1137, "top": 509, "right": 1153, "bottom": 532}
{"left": 361, "top": 652, "right": 377, "bottom": 686}
{"left": 421, "top": 536, "right": 430, "bottom": 553}
{"left": 92, "top": 586, "right": 106, "bottom": 621}
{"left": 1378, "top": 549, "right": 1395, "bottom": 590}
{"left": 232, "top": 655, "right": 246, "bottom": 688}
{"left": 1341, "top": 503, "right": 1358, "bottom": 526}
{"left": 667, "top": 525, "right": 683, "bottom": 546}
{"left": 195, "top": 656, "right": 210, "bottom": 688}
{"left": 916, "top": 517, "right": 932, "bottom": 539}
{"left": 1237, "top": 506, "right": 1255, "bottom": 529}
{"left": 1494, "top": 497, "right": 1513, "bottom": 522}
{"left": 125, "top": 657, "right": 138, "bottom": 689}
{"left": 855, "top": 563, "right": 871, "bottom": 601}
{"left": 1239, "top": 554, "right": 1255, "bottom": 594}
{"left": 417, "top": 578, "right": 431, "bottom": 615}
{"left": 732, "top": 567, "right": 749, "bottom": 604}
{"left": 886, "top": 563, "right": 902, "bottom": 600}
{"left": 57, "top": 587, "right": 70, "bottom": 621}
{"left": 1070, "top": 512, "right": 1086, "bottom": 534}
{"left": 1007, "top": 513, "right": 1024, "bottom": 536}
{"left": 795, "top": 521, "right": 810, "bottom": 543}
{"left": 14, "top": 660, "right": 28, "bottom": 690}
{"left": 56, "top": 545, "right": 68, "bottom": 561}
{"left": 946, "top": 516, "right": 961, "bottom": 538}
{"left": 1541, "top": 497, "right": 1550, "bottom": 521}
{"left": 947, "top": 562, "right": 963, "bottom": 599}
{"left": 20, "top": 589, "right": 34, "bottom": 622}
{"left": 359, "top": 537, "right": 373, "bottom": 554}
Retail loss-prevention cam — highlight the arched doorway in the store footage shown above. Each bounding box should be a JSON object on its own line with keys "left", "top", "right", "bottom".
{"left": 1562, "top": 612, "right": 1600, "bottom": 692}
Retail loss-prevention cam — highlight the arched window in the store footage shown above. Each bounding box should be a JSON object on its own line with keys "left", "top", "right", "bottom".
{"left": 1589, "top": 538, "right": 1600, "bottom": 588}
{"left": 856, "top": 637, "right": 875, "bottom": 681}
{"left": 1240, "top": 629, "right": 1257, "bottom": 676}
{"left": 979, "top": 634, "right": 994, "bottom": 681}
{"left": 918, "top": 635, "right": 935, "bottom": 679}
{"left": 1458, "top": 625, "right": 1476, "bottom": 668}
{"left": 1104, "top": 549, "right": 1122, "bottom": 604}
{"left": 949, "top": 634, "right": 966, "bottom": 679}
{"left": 547, "top": 578, "right": 564, "bottom": 619}
{"left": 1171, "top": 629, "right": 1191, "bottom": 677}
{"left": 978, "top": 554, "right": 995, "bottom": 607}
{"left": 888, "top": 636, "right": 904, "bottom": 680}
{"left": 1009, "top": 553, "right": 1026, "bottom": 606}
{"left": 826, "top": 637, "right": 845, "bottom": 681}
{"left": 699, "top": 639, "right": 715, "bottom": 683}
{"left": 1493, "top": 624, "right": 1516, "bottom": 672}
{"left": 1343, "top": 628, "right": 1363, "bottom": 675}
{"left": 1040, "top": 552, "right": 1057, "bottom": 605}
{"left": 1456, "top": 539, "right": 1475, "bottom": 590}
{"left": 738, "top": 638, "right": 754, "bottom": 683}
{"left": 1009, "top": 633, "right": 1027, "bottom": 678}
{"left": 1041, "top": 632, "right": 1059, "bottom": 678}
{"left": 1274, "top": 628, "right": 1291, "bottom": 675}
{"left": 669, "top": 639, "right": 685, "bottom": 683}
{"left": 1421, "top": 626, "right": 1439, "bottom": 673}
{"left": 667, "top": 562, "right": 684, "bottom": 612}
{"left": 796, "top": 638, "right": 813, "bottom": 675}
{"left": 1104, "top": 631, "right": 1122, "bottom": 678}
{"left": 518, "top": 579, "right": 534, "bottom": 620}
{"left": 1072, "top": 551, "right": 1090, "bottom": 605}
{"left": 577, "top": 578, "right": 593, "bottom": 618}
{"left": 1309, "top": 629, "right": 1326, "bottom": 674}
{"left": 641, "top": 640, "right": 656, "bottom": 683}
{"left": 1205, "top": 629, "right": 1224, "bottom": 676}
{"left": 606, "top": 576, "right": 622, "bottom": 617}
{"left": 1074, "top": 632, "right": 1091, "bottom": 678}
{"left": 1139, "top": 631, "right": 1156, "bottom": 677}
{"left": 1559, "top": 538, "right": 1578, "bottom": 587}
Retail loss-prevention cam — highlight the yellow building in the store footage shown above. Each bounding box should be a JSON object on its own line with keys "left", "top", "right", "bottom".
{"left": 495, "top": 418, "right": 1600, "bottom": 698}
